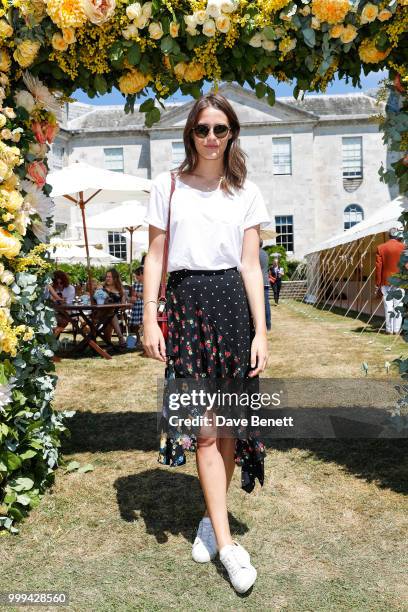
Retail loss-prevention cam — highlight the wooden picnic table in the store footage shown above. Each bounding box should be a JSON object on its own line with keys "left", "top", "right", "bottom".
{"left": 53, "top": 303, "right": 133, "bottom": 360}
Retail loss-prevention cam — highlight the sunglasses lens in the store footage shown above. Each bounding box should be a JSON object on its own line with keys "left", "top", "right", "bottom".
{"left": 194, "top": 124, "right": 210, "bottom": 138}
{"left": 214, "top": 125, "right": 229, "bottom": 137}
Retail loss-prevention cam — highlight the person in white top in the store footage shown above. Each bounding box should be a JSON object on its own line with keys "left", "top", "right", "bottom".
{"left": 143, "top": 92, "right": 270, "bottom": 594}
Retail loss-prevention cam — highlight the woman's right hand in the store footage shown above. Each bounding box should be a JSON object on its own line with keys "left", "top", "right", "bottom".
{"left": 142, "top": 321, "right": 166, "bottom": 362}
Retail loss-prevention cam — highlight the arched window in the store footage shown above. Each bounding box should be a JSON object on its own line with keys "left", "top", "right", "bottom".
{"left": 344, "top": 204, "right": 364, "bottom": 230}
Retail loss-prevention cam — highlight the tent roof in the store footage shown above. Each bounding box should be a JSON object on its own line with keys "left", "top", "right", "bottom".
{"left": 83, "top": 200, "right": 148, "bottom": 230}
{"left": 306, "top": 196, "right": 407, "bottom": 255}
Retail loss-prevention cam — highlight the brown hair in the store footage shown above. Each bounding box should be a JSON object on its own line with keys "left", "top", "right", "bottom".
{"left": 52, "top": 270, "right": 70, "bottom": 289}
{"left": 176, "top": 92, "right": 247, "bottom": 196}
{"left": 104, "top": 268, "right": 124, "bottom": 297}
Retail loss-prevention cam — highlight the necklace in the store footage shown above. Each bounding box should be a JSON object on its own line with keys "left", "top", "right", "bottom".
{"left": 187, "top": 172, "right": 225, "bottom": 191}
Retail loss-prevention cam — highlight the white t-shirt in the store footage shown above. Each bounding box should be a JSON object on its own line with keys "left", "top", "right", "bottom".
{"left": 143, "top": 171, "right": 271, "bottom": 272}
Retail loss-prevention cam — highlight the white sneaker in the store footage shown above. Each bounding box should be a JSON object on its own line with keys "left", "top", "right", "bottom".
{"left": 219, "top": 542, "right": 257, "bottom": 594}
{"left": 192, "top": 517, "right": 218, "bottom": 563}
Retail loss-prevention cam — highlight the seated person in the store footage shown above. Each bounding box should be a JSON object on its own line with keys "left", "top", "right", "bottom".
{"left": 47, "top": 270, "right": 76, "bottom": 338}
{"left": 103, "top": 269, "right": 126, "bottom": 348}
{"left": 129, "top": 266, "right": 144, "bottom": 346}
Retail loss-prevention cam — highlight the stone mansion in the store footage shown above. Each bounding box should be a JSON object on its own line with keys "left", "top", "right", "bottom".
{"left": 51, "top": 82, "right": 396, "bottom": 261}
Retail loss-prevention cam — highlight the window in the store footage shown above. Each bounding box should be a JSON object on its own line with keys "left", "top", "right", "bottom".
{"left": 52, "top": 145, "right": 64, "bottom": 169}
{"left": 104, "top": 147, "right": 124, "bottom": 172}
{"left": 171, "top": 141, "right": 185, "bottom": 166}
{"left": 275, "top": 215, "right": 294, "bottom": 252}
{"left": 272, "top": 137, "right": 291, "bottom": 175}
{"left": 108, "top": 231, "right": 127, "bottom": 260}
{"left": 344, "top": 204, "right": 364, "bottom": 230}
{"left": 342, "top": 137, "right": 362, "bottom": 178}
{"left": 55, "top": 222, "right": 67, "bottom": 237}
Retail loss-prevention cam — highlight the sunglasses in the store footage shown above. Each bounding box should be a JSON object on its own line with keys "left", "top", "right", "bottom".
{"left": 191, "top": 123, "right": 231, "bottom": 139}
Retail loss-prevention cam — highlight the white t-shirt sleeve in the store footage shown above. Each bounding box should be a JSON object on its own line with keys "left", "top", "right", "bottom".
{"left": 143, "top": 171, "right": 170, "bottom": 231}
{"left": 242, "top": 183, "right": 271, "bottom": 230}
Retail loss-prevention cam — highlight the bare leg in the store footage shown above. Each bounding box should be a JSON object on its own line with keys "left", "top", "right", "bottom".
{"left": 111, "top": 315, "right": 125, "bottom": 344}
{"left": 203, "top": 437, "right": 235, "bottom": 517}
{"left": 196, "top": 436, "right": 233, "bottom": 550}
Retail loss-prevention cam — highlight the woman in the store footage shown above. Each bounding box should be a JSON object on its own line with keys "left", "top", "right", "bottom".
{"left": 103, "top": 268, "right": 126, "bottom": 348}
{"left": 269, "top": 258, "right": 285, "bottom": 305}
{"left": 143, "top": 93, "right": 270, "bottom": 594}
{"left": 129, "top": 266, "right": 144, "bottom": 346}
{"left": 47, "top": 270, "right": 76, "bottom": 337}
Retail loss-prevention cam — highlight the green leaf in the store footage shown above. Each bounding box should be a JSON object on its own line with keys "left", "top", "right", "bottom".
{"left": 263, "top": 26, "right": 276, "bottom": 40}
{"left": 16, "top": 494, "right": 31, "bottom": 506}
{"left": 65, "top": 460, "right": 80, "bottom": 472}
{"left": 145, "top": 107, "right": 161, "bottom": 127}
{"left": 94, "top": 75, "right": 107, "bottom": 96}
{"left": 9, "top": 477, "right": 34, "bottom": 492}
{"left": 160, "top": 35, "right": 175, "bottom": 55}
{"left": 139, "top": 98, "right": 155, "bottom": 112}
{"left": 303, "top": 28, "right": 316, "bottom": 48}
{"left": 127, "top": 44, "right": 141, "bottom": 66}
{"left": 0, "top": 451, "right": 22, "bottom": 472}
{"left": 267, "top": 88, "right": 275, "bottom": 106}
{"left": 255, "top": 82, "right": 267, "bottom": 98}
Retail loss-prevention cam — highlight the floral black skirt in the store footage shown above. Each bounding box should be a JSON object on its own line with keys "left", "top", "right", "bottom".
{"left": 157, "top": 267, "right": 265, "bottom": 494}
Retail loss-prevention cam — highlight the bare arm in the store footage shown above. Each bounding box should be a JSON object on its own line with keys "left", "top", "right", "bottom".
{"left": 240, "top": 226, "right": 268, "bottom": 376}
{"left": 142, "top": 225, "right": 167, "bottom": 361}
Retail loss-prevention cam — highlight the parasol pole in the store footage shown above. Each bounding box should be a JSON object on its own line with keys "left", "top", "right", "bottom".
{"left": 78, "top": 190, "right": 94, "bottom": 303}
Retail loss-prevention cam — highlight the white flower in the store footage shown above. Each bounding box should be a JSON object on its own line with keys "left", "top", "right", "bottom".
{"left": 0, "top": 284, "right": 12, "bottom": 308}
{"left": 262, "top": 39, "right": 277, "bottom": 51}
{"left": 126, "top": 2, "right": 142, "bottom": 19}
{"left": 184, "top": 14, "right": 198, "bottom": 28}
{"left": 206, "top": 0, "right": 222, "bottom": 18}
{"left": 0, "top": 269, "right": 14, "bottom": 285}
{"left": 220, "top": 0, "right": 238, "bottom": 13}
{"left": 203, "top": 18, "right": 216, "bottom": 36}
{"left": 14, "top": 89, "right": 36, "bottom": 112}
{"left": 249, "top": 32, "right": 264, "bottom": 47}
{"left": 186, "top": 26, "right": 198, "bottom": 36}
{"left": 20, "top": 179, "right": 55, "bottom": 241}
{"left": 215, "top": 14, "right": 231, "bottom": 32}
{"left": 148, "top": 21, "right": 163, "bottom": 39}
{"left": 0, "top": 382, "right": 13, "bottom": 412}
{"left": 194, "top": 10, "right": 207, "bottom": 24}
{"left": 122, "top": 23, "right": 139, "bottom": 39}
{"left": 142, "top": 1, "right": 152, "bottom": 18}
{"left": 22, "top": 72, "right": 61, "bottom": 114}
{"left": 135, "top": 14, "right": 149, "bottom": 28}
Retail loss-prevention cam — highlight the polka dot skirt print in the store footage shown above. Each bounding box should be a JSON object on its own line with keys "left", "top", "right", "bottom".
{"left": 157, "top": 267, "right": 265, "bottom": 494}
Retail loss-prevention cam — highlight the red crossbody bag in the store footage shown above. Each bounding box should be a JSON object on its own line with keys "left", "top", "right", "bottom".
{"left": 156, "top": 171, "right": 176, "bottom": 340}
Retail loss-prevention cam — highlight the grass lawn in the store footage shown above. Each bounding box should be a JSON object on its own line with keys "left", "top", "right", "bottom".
{"left": 2, "top": 300, "right": 408, "bottom": 611}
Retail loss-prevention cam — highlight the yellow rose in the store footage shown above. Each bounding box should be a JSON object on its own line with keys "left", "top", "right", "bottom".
{"left": 330, "top": 23, "right": 344, "bottom": 37}
{"left": 62, "top": 28, "right": 77, "bottom": 44}
{"left": 0, "top": 159, "right": 11, "bottom": 181}
{"left": 0, "top": 228, "right": 21, "bottom": 259}
{"left": 0, "top": 19, "right": 13, "bottom": 38}
{"left": 169, "top": 21, "right": 179, "bottom": 37}
{"left": 2, "top": 189, "right": 24, "bottom": 213}
{"left": 126, "top": 2, "right": 142, "bottom": 20}
{"left": 13, "top": 39, "right": 41, "bottom": 68}
{"left": 0, "top": 284, "right": 12, "bottom": 308}
{"left": 1, "top": 129, "right": 11, "bottom": 140}
{"left": 215, "top": 15, "right": 231, "bottom": 33}
{"left": 2, "top": 212, "right": 13, "bottom": 222}
{"left": 360, "top": 2, "right": 378, "bottom": 23}
{"left": 0, "top": 268, "right": 14, "bottom": 285}
{"left": 52, "top": 32, "right": 69, "bottom": 51}
{"left": 13, "top": 211, "right": 28, "bottom": 236}
{"left": 311, "top": 0, "right": 350, "bottom": 24}
{"left": 340, "top": 23, "right": 357, "bottom": 43}
{"left": 0, "top": 114, "right": 6, "bottom": 128}
{"left": 3, "top": 174, "right": 18, "bottom": 190}
{"left": 148, "top": 22, "right": 163, "bottom": 39}
{"left": 184, "top": 61, "right": 205, "bottom": 82}
{"left": 118, "top": 69, "right": 151, "bottom": 94}
{"left": 0, "top": 48, "right": 11, "bottom": 72}
{"left": 377, "top": 9, "right": 392, "bottom": 21}
{"left": 23, "top": 328, "right": 34, "bottom": 341}
{"left": 174, "top": 62, "right": 187, "bottom": 80}
{"left": 46, "top": 0, "right": 87, "bottom": 28}
{"left": 359, "top": 38, "right": 391, "bottom": 63}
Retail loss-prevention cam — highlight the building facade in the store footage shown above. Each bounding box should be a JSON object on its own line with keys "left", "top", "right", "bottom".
{"left": 51, "top": 83, "right": 396, "bottom": 261}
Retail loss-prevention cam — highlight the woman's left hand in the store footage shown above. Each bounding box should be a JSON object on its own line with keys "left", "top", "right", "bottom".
{"left": 248, "top": 332, "right": 268, "bottom": 377}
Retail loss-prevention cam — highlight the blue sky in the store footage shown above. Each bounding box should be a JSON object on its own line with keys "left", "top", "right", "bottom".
{"left": 73, "top": 69, "right": 387, "bottom": 106}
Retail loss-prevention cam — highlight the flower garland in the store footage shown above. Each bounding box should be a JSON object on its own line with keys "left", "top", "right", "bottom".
{"left": 0, "top": 0, "right": 406, "bottom": 532}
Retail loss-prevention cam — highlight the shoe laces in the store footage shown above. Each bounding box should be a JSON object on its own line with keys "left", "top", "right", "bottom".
{"left": 222, "top": 544, "right": 251, "bottom": 576}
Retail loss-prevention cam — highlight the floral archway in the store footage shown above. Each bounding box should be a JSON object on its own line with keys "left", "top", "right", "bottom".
{"left": 0, "top": 0, "right": 407, "bottom": 532}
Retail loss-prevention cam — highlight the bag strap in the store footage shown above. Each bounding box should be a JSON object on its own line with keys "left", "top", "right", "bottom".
{"left": 158, "top": 171, "right": 176, "bottom": 301}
